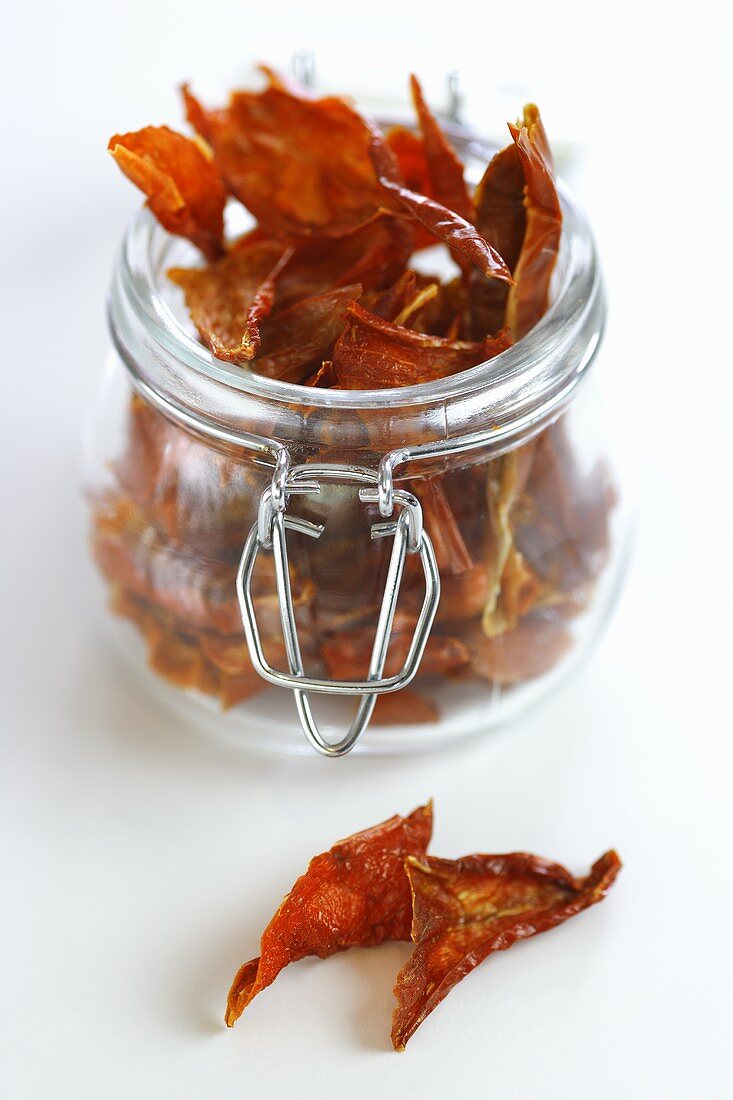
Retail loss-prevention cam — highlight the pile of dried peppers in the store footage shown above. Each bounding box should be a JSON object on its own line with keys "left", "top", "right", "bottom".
{"left": 92, "top": 68, "right": 614, "bottom": 721}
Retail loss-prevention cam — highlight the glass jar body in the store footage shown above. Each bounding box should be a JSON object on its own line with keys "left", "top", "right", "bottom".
{"left": 85, "top": 347, "right": 628, "bottom": 754}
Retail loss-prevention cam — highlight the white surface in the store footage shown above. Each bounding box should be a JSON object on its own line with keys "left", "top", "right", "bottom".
{"left": 2, "top": 2, "right": 732, "bottom": 1097}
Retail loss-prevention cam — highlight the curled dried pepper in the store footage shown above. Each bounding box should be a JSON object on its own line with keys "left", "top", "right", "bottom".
{"left": 392, "top": 848, "right": 621, "bottom": 1050}
{"left": 108, "top": 126, "right": 226, "bottom": 261}
{"left": 169, "top": 241, "right": 293, "bottom": 362}
{"left": 225, "top": 802, "right": 433, "bottom": 1026}
{"left": 505, "top": 106, "right": 562, "bottom": 339}
{"left": 367, "top": 124, "right": 513, "bottom": 284}
{"left": 332, "top": 301, "right": 511, "bottom": 389}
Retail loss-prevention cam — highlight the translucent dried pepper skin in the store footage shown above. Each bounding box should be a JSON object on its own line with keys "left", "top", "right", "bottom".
{"left": 183, "top": 76, "right": 390, "bottom": 239}
{"left": 367, "top": 124, "right": 513, "bottom": 284}
{"left": 225, "top": 803, "right": 434, "bottom": 1027}
{"left": 332, "top": 301, "right": 511, "bottom": 389}
{"left": 169, "top": 241, "right": 293, "bottom": 363}
{"left": 108, "top": 126, "right": 226, "bottom": 261}
{"left": 392, "top": 849, "right": 621, "bottom": 1051}
{"left": 409, "top": 75, "right": 473, "bottom": 225}
{"left": 505, "top": 106, "right": 563, "bottom": 339}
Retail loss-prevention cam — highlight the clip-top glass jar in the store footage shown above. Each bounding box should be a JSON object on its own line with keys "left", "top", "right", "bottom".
{"left": 85, "top": 125, "right": 628, "bottom": 756}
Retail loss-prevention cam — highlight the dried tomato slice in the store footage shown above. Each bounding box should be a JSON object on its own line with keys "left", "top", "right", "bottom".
{"left": 505, "top": 105, "right": 562, "bottom": 339}
{"left": 332, "top": 301, "right": 510, "bottom": 388}
{"left": 368, "top": 124, "right": 513, "bottom": 283}
{"left": 225, "top": 803, "right": 434, "bottom": 1027}
{"left": 409, "top": 75, "right": 472, "bottom": 224}
{"left": 168, "top": 241, "right": 293, "bottom": 363}
{"left": 108, "top": 126, "right": 226, "bottom": 261}
{"left": 392, "top": 849, "right": 621, "bottom": 1050}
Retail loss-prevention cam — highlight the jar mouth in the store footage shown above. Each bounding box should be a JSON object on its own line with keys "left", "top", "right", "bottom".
{"left": 112, "top": 137, "right": 598, "bottom": 413}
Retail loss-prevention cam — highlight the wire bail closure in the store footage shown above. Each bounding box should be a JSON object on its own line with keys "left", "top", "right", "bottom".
{"left": 236, "top": 458, "right": 440, "bottom": 757}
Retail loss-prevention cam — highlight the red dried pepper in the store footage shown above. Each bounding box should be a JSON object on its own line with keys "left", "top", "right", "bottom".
{"left": 392, "top": 849, "right": 621, "bottom": 1050}
{"left": 108, "top": 126, "right": 226, "bottom": 261}
{"left": 225, "top": 802, "right": 433, "bottom": 1026}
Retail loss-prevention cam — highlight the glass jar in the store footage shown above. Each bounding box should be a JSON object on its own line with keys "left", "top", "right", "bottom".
{"left": 84, "top": 126, "right": 628, "bottom": 756}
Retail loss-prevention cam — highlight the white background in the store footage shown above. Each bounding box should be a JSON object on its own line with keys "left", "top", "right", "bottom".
{"left": 2, "top": 2, "right": 732, "bottom": 1097}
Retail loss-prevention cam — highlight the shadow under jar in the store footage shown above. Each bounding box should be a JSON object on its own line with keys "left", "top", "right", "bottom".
{"left": 85, "top": 129, "right": 628, "bottom": 756}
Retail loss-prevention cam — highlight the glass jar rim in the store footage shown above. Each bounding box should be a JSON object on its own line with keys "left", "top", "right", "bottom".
{"left": 108, "top": 129, "right": 605, "bottom": 461}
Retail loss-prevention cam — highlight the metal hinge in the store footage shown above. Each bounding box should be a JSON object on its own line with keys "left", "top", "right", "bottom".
{"left": 236, "top": 453, "right": 440, "bottom": 756}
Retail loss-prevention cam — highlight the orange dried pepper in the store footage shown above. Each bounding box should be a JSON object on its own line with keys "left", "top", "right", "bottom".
{"left": 169, "top": 241, "right": 293, "bottom": 363}
{"left": 392, "top": 849, "right": 621, "bottom": 1050}
{"left": 108, "top": 126, "right": 226, "bottom": 261}
{"left": 332, "top": 301, "right": 511, "bottom": 389}
{"left": 183, "top": 74, "right": 389, "bottom": 238}
{"left": 225, "top": 802, "right": 433, "bottom": 1026}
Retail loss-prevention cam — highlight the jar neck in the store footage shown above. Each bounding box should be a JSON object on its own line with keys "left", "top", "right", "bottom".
{"left": 108, "top": 178, "right": 604, "bottom": 473}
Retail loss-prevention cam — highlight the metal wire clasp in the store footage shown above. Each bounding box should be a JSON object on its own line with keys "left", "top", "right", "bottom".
{"left": 236, "top": 458, "right": 440, "bottom": 757}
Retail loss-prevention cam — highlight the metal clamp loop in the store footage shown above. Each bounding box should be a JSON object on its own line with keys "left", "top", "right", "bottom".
{"left": 236, "top": 462, "right": 440, "bottom": 756}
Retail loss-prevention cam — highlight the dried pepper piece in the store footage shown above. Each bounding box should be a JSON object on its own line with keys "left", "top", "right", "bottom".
{"left": 183, "top": 76, "right": 390, "bottom": 238}
{"left": 92, "top": 492, "right": 313, "bottom": 636}
{"left": 367, "top": 124, "right": 513, "bottom": 283}
{"left": 466, "top": 614, "right": 572, "bottom": 684}
{"left": 415, "top": 479, "right": 473, "bottom": 576}
{"left": 470, "top": 142, "right": 526, "bottom": 336}
{"left": 225, "top": 802, "right": 434, "bottom": 1026}
{"left": 482, "top": 443, "right": 538, "bottom": 636}
{"left": 114, "top": 394, "right": 262, "bottom": 554}
{"left": 386, "top": 126, "right": 429, "bottom": 193}
{"left": 273, "top": 217, "right": 411, "bottom": 305}
{"left": 409, "top": 75, "right": 472, "bottom": 224}
{"left": 169, "top": 241, "right": 293, "bottom": 363}
{"left": 392, "top": 848, "right": 621, "bottom": 1050}
{"left": 108, "top": 126, "right": 226, "bottom": 261}
{"left": 370, "top": 690, "right": 438, "bottom": 726}
{"left": 505, "top": 106, "right": 562, "bottom": 339}
{"left": 321, "top": 626, "right": 469, "bottom": 681}
{"left": 517, "top": 419, "right": 615, "bottom": 598}
{"left": 255, "top": 283, "right": 363, "bottom": 382}
{"left": 332, "top": 302, "right": 511, "bottom": 389}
